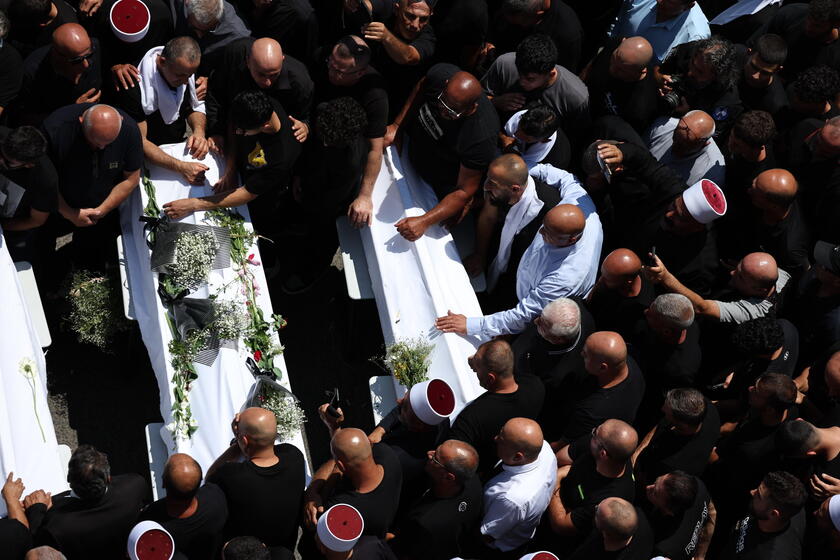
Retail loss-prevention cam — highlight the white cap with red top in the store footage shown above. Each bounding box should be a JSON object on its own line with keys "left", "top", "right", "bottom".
{"left": 127, "top": 520, "right": 175, "bottom": 560}
{"left": 110, "top": 0, "right": 151, "bottom": 43}
{"left": 682, "top": 179, "right": 727, "bottom": 224}
{"left": 317, "top": 503, "right": 365, "bottom": 552}
{"left": 409, "top": 378, "right": 456, "bottom": 426}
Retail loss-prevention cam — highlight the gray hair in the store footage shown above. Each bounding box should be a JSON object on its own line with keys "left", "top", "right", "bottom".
{"left": 541, "top": 298, "right": 581, "bottom": 340}
{"left": 0, "top": 10, "right": 9, "bottom": 39}
{"left": 187, "top": 0, "right": 223, "bottom": 28}
{"left": 162, "top": 35, "right": 201, "bottom": 64}
{"left": 25, "top": 547, "right": 67, "bottom": 560}
{"left": 649, "top": 293, "right": 694, "bottom": 329}
{"left": 684, "top": 109, "right": 716, "bottom": 140}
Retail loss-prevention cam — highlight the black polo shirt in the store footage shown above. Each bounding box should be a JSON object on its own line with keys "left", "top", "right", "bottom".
{"left": 567, "top": 506, "right": 654, "bottom": 560}
{"left": 41, "top": 103, "right": 142, "bottom": 209}
{"left": 0, "top": 126, "right": 58, "bottom": 218}
{"left": 586, "top": 275, "right": 656, "bottom": 341}
{"left": 114, "top": 80, "right": 193, "bottom": 146}
{"left": 646, "top": 477, "right": 712, "bottom": 560}
{"left": 236, "top": 97, "right": 301, "bottom": 197}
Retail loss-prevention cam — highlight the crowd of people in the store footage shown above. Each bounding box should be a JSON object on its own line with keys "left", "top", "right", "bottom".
{"left": 1, "top": 0, "right": 840, "bottom": 556}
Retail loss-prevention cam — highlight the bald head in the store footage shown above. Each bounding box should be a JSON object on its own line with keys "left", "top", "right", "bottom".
{"left": 52, "top": 23, "right": 90, "bottom": 52}
{"left": 673, "top": 110, "right": 715, "bottom": 157}
{"left": 445, "top": 71, "right": 482, "bottom": 107}
{"left": 602, "top": 248, "right": 642, "bottom": 277}
{"left": 597, "top": 419, "right": 638, "bottom": 461}
{"left": 331, "top": 428, "right": 372, "bottom": 467}
{"left": 741, "top": 252, "right": 779, "bottom": 288}
{"left": 752, "top": 169, "right": 798, "bottom": 210}
{"left": 238, "top": 407, "right": 278, "bottom": 448}
{"left": 826, "top": 351, "right": 840, "bottom": 398}
{"left": 489, "top": 153, "right": 529, "bottom": 187}
{"left": 596, "top": 497, "right": 638, "bottom": 540}
{"left": 584, "top": 331, "right": 628, "bottom": 375}
{"left": 81, "top": 105, "right": 122, "bottom": 150}
{"left": 500, "top": 417, "right": 544, "bottom": 460}
{"left": 163, "top": 453, "right": 202, "bottom": 500}
{"left": 616, "top": 37, "right": 652, "bottom": 66}
{"left": 542, "top": 204, "right": 585, "bottom": 247}
{"left": 438, "top": 439, "right": 479, "bottom": 482}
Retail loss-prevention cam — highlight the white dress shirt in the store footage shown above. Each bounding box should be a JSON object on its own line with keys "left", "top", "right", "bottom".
{"left": 481, "top": 441, "right": 558, "bottom": 551}
{"left": 466, "top": 165, "right": 603, "bottom": 339}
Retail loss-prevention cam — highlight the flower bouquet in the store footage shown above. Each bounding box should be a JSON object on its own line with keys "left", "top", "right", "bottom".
{"left": 245, "top": 376, "right": 306, "bottom": 441}
{"left": 66, "top": 269, "right": 131, "bottom": 351}
{"left": 169, "top": 230, "right": 220, "bottom": 291}
{"left": 379, "top": 336, "right": 435, "bottom": 388}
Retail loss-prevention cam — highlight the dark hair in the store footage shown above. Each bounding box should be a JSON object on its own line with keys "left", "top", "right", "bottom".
{"left": 518, "top": 105, "right": 558, "bottom": 139}
{"left": 775, "top": 419, "right": 820, "bottom": 456}
{"left": 808, "top": 0, "right": 840, "bottom": 23}
{"left": 733, "top": 111, "right": 776, "bottom": 148}
{"left": 501, "top": 0, "right": 543, "bottom": 15}
{"left": 662, "top": 471, "right": 699, "bottom": 513}
{"left": 665, "top": 388, "right": 707, "bottom": 426}
{"left": 67, "top": 445, "right": 110, "bottom": 501}
{"left": 2, "top": 126, "right": 47, "bottom": 163}
{"left": 162, "top": 36, "right": 201, "bottom": 64}
{"left": 222, "top": 536, "right": 271, "bottom": 560}
{"left": 753, "top": 34, "right": 788, "bottom": 66}
{"left": 10, "top": 0, "right": 51, "bottom": 24}
{"left": 791, "top": 65, "right": 840, "bottom": 104}
{"left": 481, "top": 339, "right": 514, "bottom": 379}
{"left": 762, "top": 471, "right": 807, "bottom": 518}
{"left": 755, "top": 372, "right": 797, "bottom": 412}
{"left": 315, "top": 97, "right": 368, "bottom": 147}
{"left": 731, "top": 317, "right": 785, "bottom": 356}
{"left": 694, "top": 36, "right": 739, "bottom": 89}
{"left": 335, "top": 36, "right": 372, "bottom": 68}
{"left": 231, "top": 91, "right": 274, "bottom": 131}
{"left": 515, "top": 33, "right": 557, "bottom": 76}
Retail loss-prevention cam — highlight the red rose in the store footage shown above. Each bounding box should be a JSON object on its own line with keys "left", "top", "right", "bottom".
{"left": 254, "top": 350, "right": 262, "bottom": 362}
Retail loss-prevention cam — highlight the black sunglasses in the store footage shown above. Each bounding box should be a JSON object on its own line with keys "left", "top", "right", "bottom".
{"left": 66, "top": 45, "right": 96, "bottom": 65}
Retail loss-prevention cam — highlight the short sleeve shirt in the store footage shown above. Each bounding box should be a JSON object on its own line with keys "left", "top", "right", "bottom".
{"left": 716, "top": 269, "right": 791, "bottom": 323}
{"left": 20, "top": 39, "right": 102, "bottom": 118}
{"left": 0, "top": 126, "right": 59, "bottom": 216}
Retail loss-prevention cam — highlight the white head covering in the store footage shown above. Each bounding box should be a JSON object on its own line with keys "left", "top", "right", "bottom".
{"left": 682, "top": 179, "right": 727, "bottom": 224}
{"left": 409, "top": 379, "right": 455, "bottom": 426}
{"left": 829, "top": 494, "right": 840, "bottom": 532}
{"left": 520, "top": 552, "right": 559, "bottom": 560}
{"left": 110, "top": 0, "right": 150, "bottom": 43}
{"left": 317, "top": 504, "right": 364, "bottom": 552}
{"left": 127, "top": 520, "right": 175, "bottom": 560}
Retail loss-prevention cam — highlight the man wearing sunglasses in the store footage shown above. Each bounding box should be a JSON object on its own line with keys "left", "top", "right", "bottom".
{"left": 389, "top": 64, "right": 499, "bottom": 241}
{"left": 15, "top": 23, "right": 102, "bottom": 124}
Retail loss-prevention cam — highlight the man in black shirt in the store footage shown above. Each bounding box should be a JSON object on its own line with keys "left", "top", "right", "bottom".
{"left": 587, "top": 249, "right": 656, "bottom": 340}
{"left": 1, "top": 472, "right": 31, "bottom": 559}
{"left": 735, "top": 35, "right": 788, "bottom": 116}
{"left": 788, "top": 242, "right": 840, "bottom": 362}
{"left": 140, "top": 453, "right": 229, "bottom": 559}
{"left": 450, "top": 339, "right": 545, "bottom": 475}
{"left": 633, "top": 389, "right": 720, "bottom": 485}
{"left": 0, "top": 10, "right": 23, "bottom": 120}
{"left": 393, "top": 440, "right": 483, "bottom": 560}
{"left": 775, "top": 419, "right": 840, "bottom": 504}
{"left": 721, "top": 471, "right": 807, "bottom": 560}
{"left": 567, "top": 497, "right": 654, "bottom": 560}
{"left": 8, "top": 0, "right": 78, "bottom": 57}
{"left": 162, "top": 90, "right": 301, "bottom": 237}
{"left": 643, "top": 472, "right": 715, "bottom": 560}
{"left": 114, "top": 36, "right": 210, "bottom": 185}
{"left": 0, "top": 126, "right": 58, "bottom": 261}
{"left": 430, "top": 0, "right": 487, "bottom": 72}
{"left": 585, "top": 36, "right": 659, "bottom": 134}
{"left": 230, "top": 0, "right": 317, "bottom": 65}
{"left": 207, "top": 408, "right": 306, "bottom": 560}
{"left": 392, "top": 63, "right": 498, "bottom": 241}
{"left": 16, "top": 23, "right": 102, "bottom": 124}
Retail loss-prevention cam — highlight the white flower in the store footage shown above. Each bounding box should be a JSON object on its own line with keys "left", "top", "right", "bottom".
{"left": 170, "top": 230, "right": 219, "bottom": 290}
{"left": 18, "top": 357, "right": 37, "bottom": 379}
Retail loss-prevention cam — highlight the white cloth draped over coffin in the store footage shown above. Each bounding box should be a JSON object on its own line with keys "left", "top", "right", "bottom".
{"left": 119, "top": 142, "right": 308, "bottom": 475}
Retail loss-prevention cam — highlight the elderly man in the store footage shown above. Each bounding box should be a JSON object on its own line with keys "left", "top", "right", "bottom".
{"left": 610, "top": 0, "right": 709, "bottom": 63}
{"left": 389, "top": 65, "right": 499, "bottom": 240}
{"left": 480, "top": 418, "right": 557, "bottom": 556}
{"left": 17, "top": 23, "right": 102, "bottom": 123}
{"left": 24, "top": 445, "right": 147, "bottom": 557}
{"left": 450, "top": 340, "right": 545, "bottom": 476}
{"left": 173, "top": 0, "right": 249, "bottom": 68}
{"left": 547, "top": 419, "right": 638, "bottom": 551}
{"left": 588, "top": 248, "right": 656, "bottom": 338}
{"left": 207, "top": 408, "right": 306, "bottom": 559}
{"left": 114, "top": 36, "right": 210, "bottom": 185}
{"left": 646, "top": 111, "right": 726, "bottom": 187}
{"left": 140, "top": 454, "right": 228, "bottom": 558}
{"left": 437, "top": 203, "right": 601, "bottom": 339}
{"left": 394, "top": 440, "right": 483, "bottom": 560}
{"left": 647, "top": 251, "right": 790, "bottom": 323}
{"left": 207, "top": 37, "right": 313, "bottom": 145}
{"left": 585, "top": 36, "right": 659, "bottom": 133}
{"left": 567, "top": 497, "right": 653, "bottom": 559}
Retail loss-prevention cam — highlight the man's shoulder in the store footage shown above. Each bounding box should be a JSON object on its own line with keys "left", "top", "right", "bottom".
{"left": 22, "top": 44, "right": 50, "bottom": 77}
{"left": 551, "top": 66, "right": 588, "bottom": 99}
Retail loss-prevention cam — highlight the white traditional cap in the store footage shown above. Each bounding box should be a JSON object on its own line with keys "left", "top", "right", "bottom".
{"left": 127, "top": 520, "right": 175, "bottom": 560}
{"left": 682, "top": 179, "right": 727, "bottom": 224}
{"left": 317, "top": 504, "right": 364, "bottom": 552}
{"left": 110, "top": 0, "right": 151, "bottom": 43}
{"left": 520, "top": 552, "right": 559, "bottom": 560}
{"left": 409, "top": 378, "right": 455, "bottom": 426}
{"left": 829, "top": 494, "right": 840, "bottom": 532}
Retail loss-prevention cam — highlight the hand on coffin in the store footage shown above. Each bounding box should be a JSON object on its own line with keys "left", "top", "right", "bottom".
{"left": 435, "top": 310, "right": 467, "bottom": 335}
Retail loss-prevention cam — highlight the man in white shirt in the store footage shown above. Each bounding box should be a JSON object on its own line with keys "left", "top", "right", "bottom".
{"left": 437, "top": 184, "right": 603, "bottom": 339}
{"left": 480, "top": 418, "right": 557, "bottom": 555}
{"left": 647, "top": 111, "right": 726, "bottom": 187}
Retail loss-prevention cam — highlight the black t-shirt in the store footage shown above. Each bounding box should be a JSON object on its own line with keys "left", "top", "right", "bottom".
{"left": 0, "top": 518, "right": 32, "bottom": 560}
{"left": 788, "top": 270, "right": 840, "bottom": 363}
{"left": 630, "top": 320, "right": 702, "bottom": 393}
{"left": 431, "top": 0, "right": 488, "bottom": 64}
{"left": 140, "top": 483, "right": 229, "bottom": 560}
{"left": 732, "top": 200, "right": 811, "bottom": 280}
{"left": 587, "top": 37, "right": 659, "bottom": 134}
{"left": 19, "top": 39, "right": 103, "bottom": 121}
{"left": 114, "top": 80, "right": 193, "bottom": 145}
{"left": 563, "top": 437, "right": 636, "bottom": 534}
{"left": 567, "top": 507, "right": 654, "bottom": 560}
{"left": 449, "top": 374, "right": 546, "bottom": 474}
{"left": 721, "top": 508, "right": 806, "bottom": 560}
{"left": 407, "top": 63, "right": 499, "bottom": 192}
{"left": 297, "top": 135, "right": 367, "bottom": 217}
{"left": 206, "top": 444, "right": 305, "bottom": 557}
{"left": 312, "top": 54, "right": 389, "bottom": 139}
{"left": 729, "top": 319, "right": 800, "bottom": 399}
{"left": 635, "top": 404, "right": 720, "bottom": 483}
{"left": 734, "top": 45, "right": 788, "bottom": 116}
{"left": 353, "top": 536, "right": 399, "bottom": 560}
{"left": 9, "top": 0, "right": 78, "bottom": 58}
{"left": 561, "top": 356, "right": 646, "bottom": 441}
{"left": 0, "top": 126, "right": 58, "bottom": 217}
{"left": 371, "top": 19, "right": 435, "bottom": 118}
{"left": 378, "top": 410, "right": 445, "bottom": 504}
{"left": 42, "top": 103, "right": 143, "bottom": 208}
{"left": 0, "top": 42, "right": 23, "bottom": 110}
{"left": 326, "top": 443, "right": 403, "bottom": 537}
{"left": 587, "top": 275, "right": 657, "bottom": 341}
{"left": 236, "top": 98, "right": 302, "bottom": 197}
{"left": 231, "top": 0, "right": 317, "bottom": 65}
{"left": 644, "top": 477, "right": 711, "bottom": 560}
{"left": 396, "top": 476, "right": 483, "bottom": 560}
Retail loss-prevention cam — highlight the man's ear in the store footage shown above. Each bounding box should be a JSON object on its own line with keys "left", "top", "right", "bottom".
{"left": 487, "top": 372, "right": 498, "bottom": 386}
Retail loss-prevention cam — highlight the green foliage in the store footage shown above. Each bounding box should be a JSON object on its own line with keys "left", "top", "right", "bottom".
{"left": 66, "top": 270, "right": 131, "bottom": 351}
{"left": 380, "top": 337, "right": 435, "bottom": 388}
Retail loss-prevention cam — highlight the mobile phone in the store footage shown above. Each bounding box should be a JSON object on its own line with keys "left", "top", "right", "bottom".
{"left": 646, "top": 246, "right": 657, "bottom": 267}
{"left": 596, "top": 151, "right": 612, "bottom": 184}
{"left": 326, "top": 388, "right": 342, "bottom": 418}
